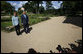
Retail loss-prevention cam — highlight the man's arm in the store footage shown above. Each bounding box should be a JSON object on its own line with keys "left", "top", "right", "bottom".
{"left": 27, "top": 15, "right": 29, "bottom": 23}
{"left": 18, "top": 17, "right": 20, "bottom": 25}
{"left": 21, "top": 15, "right": 24, "bottom": 26}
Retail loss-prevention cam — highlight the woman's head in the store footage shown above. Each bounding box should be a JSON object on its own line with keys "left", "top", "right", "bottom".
{"left": 14, "top": 11, "right": 17, "bottom": 16}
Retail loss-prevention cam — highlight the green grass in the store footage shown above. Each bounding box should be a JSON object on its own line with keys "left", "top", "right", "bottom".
{"left": 1, "top": 17, "right": 12, "bottom": 22}
{"left": 1, "top": 21, "right": 13, "bottom": 32}
{"left": 1, "top": 14, "right": 50, "bottom": 32}
{"left": 29, "top": 17, "right": 50, "bottom": 25}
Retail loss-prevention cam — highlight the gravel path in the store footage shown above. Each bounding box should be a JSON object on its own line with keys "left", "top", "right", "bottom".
{"left": 1, "top": 16, "right": 82, "bottom": 53}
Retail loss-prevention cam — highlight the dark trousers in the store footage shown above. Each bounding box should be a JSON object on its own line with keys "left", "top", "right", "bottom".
{"left": 23, "top": 23, "right": 29, "bottom": 33}
{"left": 15, "top": 24, "right": 20, "bottom": 35}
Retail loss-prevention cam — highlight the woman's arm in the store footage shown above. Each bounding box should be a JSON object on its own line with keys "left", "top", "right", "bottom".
{"left": 12, "top": 16, "right": 15, "bottom": 26}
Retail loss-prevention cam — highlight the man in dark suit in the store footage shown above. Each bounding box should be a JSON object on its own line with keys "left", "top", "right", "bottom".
{"left": 21, "top": 11, "right": 29, "bottom": 33}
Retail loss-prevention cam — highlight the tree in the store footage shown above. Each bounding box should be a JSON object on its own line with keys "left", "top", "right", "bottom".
{"left": 39, "top": 6, "right": 44, "bottom": 14}
{"left": 1, "top": 1, "right": 15, "bottom": 15}
{"left": 30, "top": 1, "right": 43, "bottom": 14}
{"left": 18, "top": 8, "right": 23, "bottom": 15}
{"left": 61, "top": 1, "right": 82, "bottom": 16}
{"left": 23, "top": 1, "right": 44, "bottom": 14}
{"left": 45, "top": 1, "right": 53, "bottom": 14}
{"left": 23, "top": 1, "right": 36, "bottom": 13}
{"left": 46, "top": 1, "right": 52, "bottom": 10}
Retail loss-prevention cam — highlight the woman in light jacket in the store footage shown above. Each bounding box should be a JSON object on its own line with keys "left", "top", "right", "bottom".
{"left": 12, "top": 12, "right": 20, "bottom": 35}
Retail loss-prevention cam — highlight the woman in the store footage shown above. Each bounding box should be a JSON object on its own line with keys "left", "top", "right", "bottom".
{"left": 12, "top": 12, "right": 20, "bottom": 35}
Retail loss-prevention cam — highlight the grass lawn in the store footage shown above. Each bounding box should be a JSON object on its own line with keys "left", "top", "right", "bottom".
{"left": 1, "top": 14, "right": 51, "bottom": 32}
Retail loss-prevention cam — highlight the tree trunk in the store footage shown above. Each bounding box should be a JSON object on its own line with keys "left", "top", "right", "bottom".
{"left": 37, "top": 2, "right": 39, "bottom": 14}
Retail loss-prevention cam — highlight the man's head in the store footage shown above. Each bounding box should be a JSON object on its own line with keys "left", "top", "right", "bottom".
{"left": 23, "top": 11, "right": 26, "bottom": 14}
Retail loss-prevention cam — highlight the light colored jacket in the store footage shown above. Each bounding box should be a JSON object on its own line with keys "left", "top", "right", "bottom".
{"left": 12, "top": 16, "right": 19, "bottom": 26}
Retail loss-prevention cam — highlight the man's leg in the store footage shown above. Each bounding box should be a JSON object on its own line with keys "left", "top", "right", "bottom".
{"left": 17, "top": 24, "right": 20, "bottom": 35}
{"left": 26, "top": 24, "right": 29, "bottom": 33}
{"left": 26, "top": 23, "right": 29, "bottom": 31}
{"left": 23, "top": 24, "right": 27, "bottom": 33}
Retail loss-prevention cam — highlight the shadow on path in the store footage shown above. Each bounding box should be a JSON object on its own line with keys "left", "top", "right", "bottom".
{"left": 50, "top": 40, "right": 82, "bottom": 53}
{"left": 10, "top": 40, "right": 82, "bottom": 53}
{"left": 27, "top": 40, "right": 82, "bottom": 53}
{"left": 28, "top": 48, "right": 38, "bottom": 53}
{"left": 19, "top": 27, "right": 32, "bottom": 35}
{"left": 63, "top": 16, "right": 82, "bottom": 27}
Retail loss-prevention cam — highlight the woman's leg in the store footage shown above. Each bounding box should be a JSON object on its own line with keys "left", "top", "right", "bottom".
{"left": 15, "top": 26, "right": 19, "bottom": 35}
{"left": 17, "top": 24, "right": 20, "bottom": 34}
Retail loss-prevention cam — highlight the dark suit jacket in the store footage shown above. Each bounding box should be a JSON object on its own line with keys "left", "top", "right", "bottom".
{"left": 21, "top": 14, "right": 29, "bottom": 25}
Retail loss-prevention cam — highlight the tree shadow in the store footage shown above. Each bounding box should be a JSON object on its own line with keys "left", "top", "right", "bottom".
{"left": 9, "top": 40, "right": 82, "bottom": 53}
{"left": 50, "top": 40, "right": 82, "bottom": 53}
{"left": 27, "top": 48, "right": 39, "bottom": 53}
{"left": 56, "top": 45, "right": 65, "bottom": 53}
{"left": 10, "top": 48, "right": 37, "bottom": 53}
{"left": 68, "top": 40, "right": 82, "bottom": 53}
{"left": 63, "top": 16, "right": 82, "bottom": 27}
{"left": 49, "top": 50, "right": 55, "bottom": 53}
{"left": 10, "top": 52, "right": 14, "bottom": 53}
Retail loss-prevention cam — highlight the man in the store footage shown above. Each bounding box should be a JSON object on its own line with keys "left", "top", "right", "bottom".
{"left": 12, "top": 11, "right": 20, "bottom": 35}
{"left": 21, "top": 11, "right": 29, "bottom": 33}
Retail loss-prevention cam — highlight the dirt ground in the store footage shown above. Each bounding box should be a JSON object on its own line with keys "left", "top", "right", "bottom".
{"left": 1, "top": 16, "right": 82, "bottom": 53}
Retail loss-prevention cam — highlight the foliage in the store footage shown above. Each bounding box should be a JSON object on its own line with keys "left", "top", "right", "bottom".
{"left": 61, "top": 1, "right": 82, "bottom": 16}
{"left": 1, "top": 1, "right": 15, "bottom": 15}
{"left": 1, "top": 14, "right": 50, "bottom": 32}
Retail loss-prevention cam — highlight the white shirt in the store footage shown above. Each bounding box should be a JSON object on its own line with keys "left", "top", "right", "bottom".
{"left": 12, "top": 16, "right": 19, "bottom": 26}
